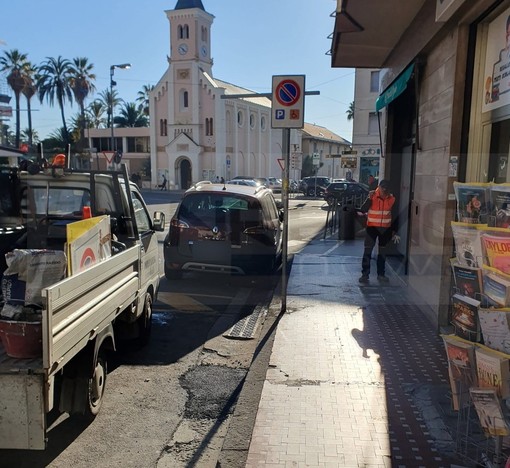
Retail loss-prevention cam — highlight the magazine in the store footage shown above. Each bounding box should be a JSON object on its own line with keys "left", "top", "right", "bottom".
{"left": 470, "top": 387, "right": 510, "bottom": 436}
{"left": 489, "top": 184, "right": 510, "bottom": 227}
{"left": 451, "top": 222, "right": 485, "bottom": 268}
{"left": 475, "top": 344, "right": 510, "bottom": 398}
{"left": 454, "top": 182, "right": 490, "bottom": 224}
{"left": 481, "top": 265, "right": 510, "bottom": 307}
{"left": 450, "top": 259, "right": 482, "bottom": 300}
{"left": 481, "top": 231, "right": 510, "bottom": 275}
{"left": 442, "top": 334, "right": 477, "bottom": 410}
{"left": 451, "top": 294, "right": 481, "bottom": 342}
{"left": 478, "top": 308, "right": 510, "bottom": 354}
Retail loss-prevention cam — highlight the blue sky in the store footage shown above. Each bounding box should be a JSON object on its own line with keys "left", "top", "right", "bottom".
{"left": 1, "top": 0, "right": 354, "bottom": 142}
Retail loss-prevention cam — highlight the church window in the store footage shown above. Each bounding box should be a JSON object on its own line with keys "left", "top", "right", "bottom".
{"left": 237, "top": 110, "right": 244, "bottom": 127}
{"left": 201, "top": 26, "right": 207, "bottom": 42}
{"left": 159, "top": 119, "right": 167, "bottom": 136}
{"left": 261, "top": 116, "right": 266, "bottom": 131}
{"left": 178, "top": 24, "right": 189, "bottom": 39}
{"left": 179, "top": 90, "right": 189, "bottom": 110}
{"left": 250, "top": 113, "right": 256, "bottom": 129}
{"left": 205, "top": 118, "right": 214, "bottom": 136}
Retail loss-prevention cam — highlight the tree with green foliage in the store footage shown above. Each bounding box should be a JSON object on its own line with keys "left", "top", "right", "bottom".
{"left": 136, "top": 84, "right": 154, "bottom": 118}
{"left": 21, "top": 61, "right": 37, "bottom": 148}
{"left": 0, "top": 49, "right": 29, "bottom": 148}
{"left": 346, "top": 101, "right": 355, "bottom": 121}
{"left": 37, "top": 56, "right": 74, "bottom": 145}
{"left": 69, "top": 57, "right": 96, "bottom": 150}
{"left": 114, "top": 102, "right": 149, "bottom": 128}
{"left": 86, "top": 100, "right": 107, "bottom": 128}
{"left": 98, "top": 88, "right": 122, "bottom": 129}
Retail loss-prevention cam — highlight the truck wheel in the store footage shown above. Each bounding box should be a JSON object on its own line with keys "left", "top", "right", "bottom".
{"left": 137, "top": 293, "right": 153, "bottom": 346}
{"left": 85, "top": 352, "right": 107, "bottom": 419}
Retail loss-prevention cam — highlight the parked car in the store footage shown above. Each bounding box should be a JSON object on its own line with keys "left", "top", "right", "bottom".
{"left": 299, "top": 176, "right": 332, "bottom": 197}
{"left": 226, "top": 179, "right": 260, "bottom": 187}
{"left": 163, "top": 183, "right": 283, "bottom": 278}
{"left": 232, "top": 176, "right": 268, "bottom": 188}
{"left": 323, "top": 181, "right": 369, "bottom": 206}
{"left": 268, "top": 177, "right": 282, "bottom": 193}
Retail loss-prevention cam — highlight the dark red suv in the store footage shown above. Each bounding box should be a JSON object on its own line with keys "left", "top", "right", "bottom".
{"left": 163, "top": 183, "right": 283, "bottom": 278}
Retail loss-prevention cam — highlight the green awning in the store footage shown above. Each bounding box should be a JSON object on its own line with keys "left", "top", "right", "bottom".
{"left": 375, "top": 63, "right": 414, "bottom": 112}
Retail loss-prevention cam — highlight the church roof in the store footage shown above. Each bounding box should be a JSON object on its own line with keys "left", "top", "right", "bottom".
{"left": 174, "top": 0, "right": 205, "bottom": 10}
{"left": 214, "top": 78, "right": 271, "bottom": 107}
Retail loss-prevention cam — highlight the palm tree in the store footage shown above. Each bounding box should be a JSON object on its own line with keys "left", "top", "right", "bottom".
{"left": 0, "top": 49, "right": 29, "bottom": 148}
{"left": 86, "top": 100, "right": 106, "bottom": 128}
{"left": 21, "top": 127, "right": 39, "bottom": 145}
{"left": 99, "top": 88, "right": 122, "bottom": 129}
{"left": 37, "top": 56, "right": 74, "bottom": 145}
{"left": 114, "top": 102, "right": 149, "bottom": 128}
{"left": 21, "top": 61, "right": 37, "bottom": 148}
{"left": 346, "top": 101, "right": 355, "bottom": 121}
{"left": 69, "top": 57, "right": 96, "bottom": 150}
{"left": 136, "top": 84, "right": 154, "bottom": 117}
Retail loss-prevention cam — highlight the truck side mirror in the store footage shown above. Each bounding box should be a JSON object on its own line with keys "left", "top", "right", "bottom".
{"left": 153, "top": 211, "right": 166, "bottom": 232}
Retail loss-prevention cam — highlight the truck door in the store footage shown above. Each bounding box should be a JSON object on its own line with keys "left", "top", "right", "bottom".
{"left": 130, "top": 190, "right": 159, "bottom": 287}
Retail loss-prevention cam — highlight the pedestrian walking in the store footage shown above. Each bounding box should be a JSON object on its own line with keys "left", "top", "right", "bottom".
{"left": 160, "top": 174, "right": 167, "bottom": 191}
{"left": 358, "top": 179, "right": 399, "bottom": 283}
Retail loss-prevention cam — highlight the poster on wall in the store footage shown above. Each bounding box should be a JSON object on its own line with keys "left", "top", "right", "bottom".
{"left": 483, "top": 6, "right": 510, "bottom": 113}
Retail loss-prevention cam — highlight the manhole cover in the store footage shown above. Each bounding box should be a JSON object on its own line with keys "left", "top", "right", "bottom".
{"left": 224, "top": 305, "right": 266, "bottom": 339}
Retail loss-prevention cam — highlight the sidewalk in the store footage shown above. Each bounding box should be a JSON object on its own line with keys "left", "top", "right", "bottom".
{"left": 243, "top": 236, "right": 462, "bottom": 468}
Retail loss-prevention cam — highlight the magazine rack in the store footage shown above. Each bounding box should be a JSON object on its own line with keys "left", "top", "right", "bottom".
{"left": 454, "top": 390, "right": 510, "bottom": 467}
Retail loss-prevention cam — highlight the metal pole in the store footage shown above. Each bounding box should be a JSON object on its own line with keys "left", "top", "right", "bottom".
{"left": 281, "top": 128, "right": 291, "bottom": 312}
{"left": 110, "top": 66, "right": 115, "bottom": 153}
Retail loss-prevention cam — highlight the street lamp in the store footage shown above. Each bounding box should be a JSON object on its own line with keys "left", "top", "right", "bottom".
{"left": 109, "top": 63, "right": 131, "bottom": 155}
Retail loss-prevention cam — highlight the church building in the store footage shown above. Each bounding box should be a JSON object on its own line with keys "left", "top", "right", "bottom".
{"left": 149, "top": 0, "right": 296, "bottom": 190}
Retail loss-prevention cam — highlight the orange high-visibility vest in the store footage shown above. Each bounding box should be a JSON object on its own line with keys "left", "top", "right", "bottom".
{"left": 366, "top": 188, "right": 395, "bottom": 228}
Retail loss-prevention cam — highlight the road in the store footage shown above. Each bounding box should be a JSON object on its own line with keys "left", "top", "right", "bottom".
{"left": 0, "top": 191, "right": 330, "bottom": 468}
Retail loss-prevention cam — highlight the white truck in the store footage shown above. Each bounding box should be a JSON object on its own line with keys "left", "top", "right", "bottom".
{"left": 0, "top": 163, "right": 165, "bottom": 449}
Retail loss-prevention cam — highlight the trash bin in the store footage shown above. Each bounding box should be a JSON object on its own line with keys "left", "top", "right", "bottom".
{"left": 339, "top": 204, "right": 355, "bottom": 240}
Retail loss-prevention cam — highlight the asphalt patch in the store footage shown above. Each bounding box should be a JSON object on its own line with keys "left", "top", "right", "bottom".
{"left": 180, "top": 364, "right": 247, "bottom": 420}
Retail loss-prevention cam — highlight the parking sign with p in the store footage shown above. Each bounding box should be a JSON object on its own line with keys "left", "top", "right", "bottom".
{"left": 271, "top": 75, "right": 305, "bottom": 129}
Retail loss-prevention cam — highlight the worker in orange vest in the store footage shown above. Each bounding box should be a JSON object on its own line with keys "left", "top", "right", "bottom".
{"left": 358, "top": 179, "right": 399, "bottom": 283}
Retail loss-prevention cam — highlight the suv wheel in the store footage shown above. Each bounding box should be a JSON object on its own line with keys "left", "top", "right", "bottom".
{"left": 307, "top": 188, "right": 316, "bottom": 197}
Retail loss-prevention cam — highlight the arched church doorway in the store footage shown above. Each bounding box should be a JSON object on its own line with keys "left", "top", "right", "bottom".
{"left": 179, "top": 159, "right": 192, "bottom": 189}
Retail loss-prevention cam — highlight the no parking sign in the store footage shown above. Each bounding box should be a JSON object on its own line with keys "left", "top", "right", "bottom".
{"left": 271, "top": 75, "right": 305, "bottom": 129}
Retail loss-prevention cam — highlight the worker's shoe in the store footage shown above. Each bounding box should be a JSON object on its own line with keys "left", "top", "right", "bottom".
{"left": 358, "top": 275, "right": 369, "bottom": 283}
{"left": 377, "top": 275, "right": 389, "bottom": 282}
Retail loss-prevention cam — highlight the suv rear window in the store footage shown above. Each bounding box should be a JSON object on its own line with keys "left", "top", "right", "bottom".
{"left": 179, "top": 193, "right": 252, "bottom": 215}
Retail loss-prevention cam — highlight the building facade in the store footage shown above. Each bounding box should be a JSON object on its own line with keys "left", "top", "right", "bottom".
{"left": 300, "top": 123, "right": 351, "bottom": 180}
{"left": 331, "top": 0, "right": 510, "bottom": 328}
{"left": 149, "top": 0, "right": 298, "bottom": 190}
{"left": 352, "top": 69, "right": 384, "bottom": 185}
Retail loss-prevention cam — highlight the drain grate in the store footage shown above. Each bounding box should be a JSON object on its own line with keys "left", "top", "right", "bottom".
{"left": 224, "top": 305, "right": 267, "bottom": 339}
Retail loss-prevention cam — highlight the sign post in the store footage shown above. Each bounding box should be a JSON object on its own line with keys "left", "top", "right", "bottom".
{"left": 272, "top": 75, "right": 306, "bottom": 313}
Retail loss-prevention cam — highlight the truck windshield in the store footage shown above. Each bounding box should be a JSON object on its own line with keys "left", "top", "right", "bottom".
{"left": 29, "top": 187, "right": 90, "bottom": 216}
